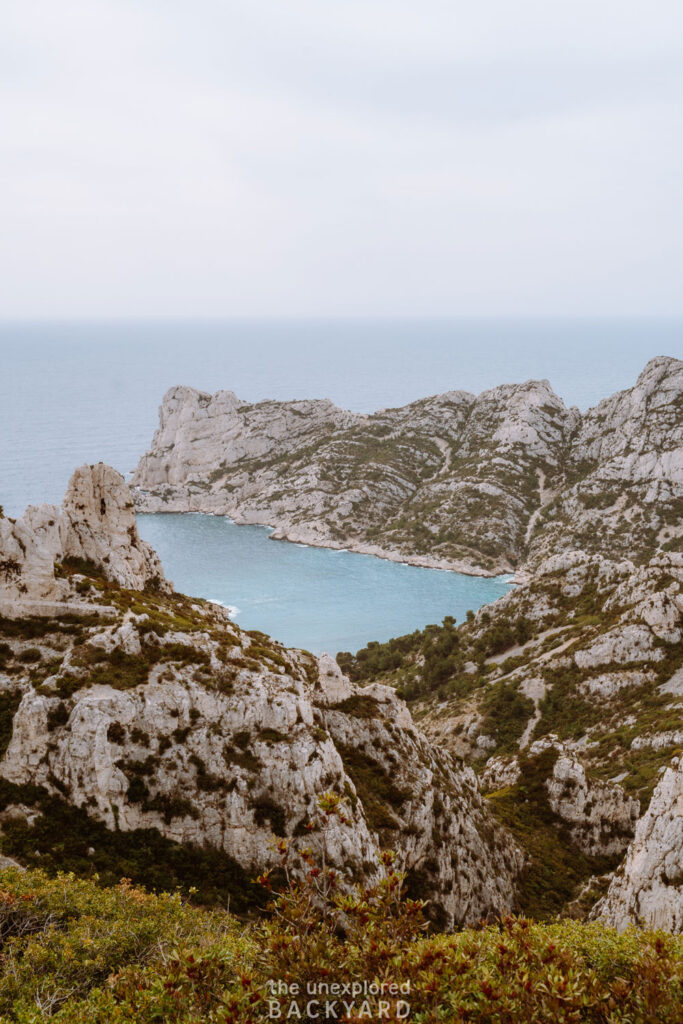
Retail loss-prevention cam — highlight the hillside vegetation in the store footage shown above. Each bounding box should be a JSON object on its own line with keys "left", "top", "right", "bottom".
{"left": 338, "top": 547, "right": 683, "bottom": 922}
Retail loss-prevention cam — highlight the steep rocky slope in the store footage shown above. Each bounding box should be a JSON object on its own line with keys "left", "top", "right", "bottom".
{"left": 593, "top": 757, "right": 683, "bottom": 932}
{"left": 339, "top": 547, "right": 683, "bottom": 926}
{"left": 0, "top": 467, "right": 523, "bottom": 928}
{"left": 131, "top": 380, "right": 576, "bottom": 574}
{"left": 132, "top": 356, "right": 682, "bottom": 575}
{"left": 0, "top": 463, "right": 167, "bottom": 614}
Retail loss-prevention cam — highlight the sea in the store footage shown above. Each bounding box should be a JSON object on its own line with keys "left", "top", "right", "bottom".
{"left": 1, "top": 318, "right": 680, "bottom": 653}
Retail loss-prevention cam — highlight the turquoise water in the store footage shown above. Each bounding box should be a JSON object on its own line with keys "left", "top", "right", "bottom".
{"left": 1, "top": 318, "right": 680, "bottom": 652}
{"left": 136, "top": 513, "right": 512, "bottom": 655}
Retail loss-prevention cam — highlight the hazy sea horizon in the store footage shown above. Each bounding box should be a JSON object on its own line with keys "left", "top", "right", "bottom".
{"left": 2, "top": 317, "right": 681, "bottom": 514}
{"left": 2, "top": 318, "right": 680, "bottom": 651}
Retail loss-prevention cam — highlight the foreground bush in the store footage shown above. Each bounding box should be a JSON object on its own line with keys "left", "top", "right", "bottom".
{"left": 0, "top": 864, "right": 681, "bottom": 1023}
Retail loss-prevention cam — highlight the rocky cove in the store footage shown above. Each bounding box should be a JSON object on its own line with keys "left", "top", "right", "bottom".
{"left": 0, "top": 354, "right": 681, "bottom": 938}
{"left": 0, "top": 464, "right": 524, "bottom": 929}
{"left": 134, "top": 511, "right": 513, "bottom": 654}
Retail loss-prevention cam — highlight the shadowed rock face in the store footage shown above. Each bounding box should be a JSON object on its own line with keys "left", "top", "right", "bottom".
{"left": 0, "top": 464, "right": 525, "bottom": 930}
{"left": 131, "top": 357, "right": 682, "bottom": 575}
{"left": 0, "top": 463, "right": 169, "bottom": 611}
{"left": 481, "top": 736, "right": 640, "bottom": 859}
{"left": 593, "top": 758, "right": 683, "bottom": 933}
{"left": 0, "top": 636, "right": 525, "bottom": 929}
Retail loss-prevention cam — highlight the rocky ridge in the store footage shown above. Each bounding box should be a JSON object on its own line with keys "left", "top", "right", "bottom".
{"left": 481, "top": 736, "right": 640, "bottom": 859}
{"left": 339, "top": 545, "right": 683, "bottom": 928}
{"left": 0, "top": 467, "right": 523, "bottom": 928}
{"left": 132, "top": 356, "right": 682, "bottom": 576}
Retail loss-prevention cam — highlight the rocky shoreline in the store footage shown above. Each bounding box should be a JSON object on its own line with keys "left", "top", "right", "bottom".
{"left": 134, "top": 496, "right": 508, "bottom": 577}
{"left": 3, "top": 465, "right": 683, "bottom": 931}
{"left": 1, "top": 353, "right": 681, "bottom": 935}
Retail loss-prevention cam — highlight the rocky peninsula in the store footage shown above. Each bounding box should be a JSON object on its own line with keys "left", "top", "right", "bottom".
{"left": 132, "top": 356, "right": 682, "bottom": 577}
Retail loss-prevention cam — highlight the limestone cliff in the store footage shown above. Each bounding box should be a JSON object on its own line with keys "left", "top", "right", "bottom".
{"left": 131, "top": 356, "right": 682, "bottom": 575}
{"left": 0, "top": 468, "right": 524, "bottom": 929}
{"left": 340, "top": 546, "right": 683, "bottom": 926}
{"left": 481, "top": 737, "right": 640, "bottom": 859}
{"left": 526, "top": 356, "right": 683, "bottom": 568}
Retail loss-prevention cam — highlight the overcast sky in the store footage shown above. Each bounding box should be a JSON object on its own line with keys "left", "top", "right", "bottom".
{"left": 2, "top": 1, "right": 683, "bottom": 318}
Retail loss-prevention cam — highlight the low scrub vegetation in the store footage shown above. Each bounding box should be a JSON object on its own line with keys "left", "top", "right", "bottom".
{"left": 485, "top": 748, "right": 620, "bottom": 919}
{"left": 0, "top": 857, "right": 680, "bottom": 1023}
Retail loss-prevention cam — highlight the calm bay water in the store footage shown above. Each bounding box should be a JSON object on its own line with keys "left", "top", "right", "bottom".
{"left": 1, "top": 318, "right": 680, "bottom": 651}
{"left": 136, "top": 513, "right": 511, "bottom": 654}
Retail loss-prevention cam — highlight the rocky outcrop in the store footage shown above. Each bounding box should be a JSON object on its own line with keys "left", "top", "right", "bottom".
{"left": 481, "top": 737, "right": 640, "bottom": 858}
{"left": 389, "top": 548, "right": 683, "bottom": 798}
{"left": 61, "top": 464, "right": 167, "bottom": 592}
{"left": 527, "top": 356, "right": 683, "bottom": 568}
{"left": 342, "top": 544, "right": 683, "bottom": 922}
{"left": 0, "top": 464, "right": 168, "bottom": 613}
{"left": 593, "top": 757, "right": 683, "bottom": 932}
{"left": 132, "top": 357, "right": 682, "bottom": 575}
{"left": 0, "top": 504, "right": 67, "bottom": 605}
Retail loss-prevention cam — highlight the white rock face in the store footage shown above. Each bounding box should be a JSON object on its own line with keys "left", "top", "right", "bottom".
{"left": 0, "top": 655, "right": 524, "bottom": 928}
{"left": 132, "top": 386, "right": 358, "bottom": 491}
{"left": 539, "top": 741, "right": 640, "bottom": 858}
{"left": 579, "top": 670, "right": 654, "bottom": 699}
{"left": 574, "top": 625, "right": 665, "bottom": 670}
{"left": 62, "top": 464, "right": 167, "bottom": 591}
{"left": 568, "top": 357, "right": 683, "bottom": 487}
{"left": 0, "top": 505, "right": 68, "bottom": 604}
{"left": 131, "top": 377, "right": 579, "bottom": 575}
{"left": 528, "top": 356, "right": 683, "bottom": 568}
{"left": 478, "top": 755, "right": 521, "bottom": 792}
{"left": 132, "top": 357, "right": 682, "bottom": 574}
{"left": 0, "top": 548, "right": 524, "bottom": 929}
{"left": 0, "top": 464, "right": 168, "bottom": 610}
{"left": 594, "top": 758, "right": 683, "bottom": 932}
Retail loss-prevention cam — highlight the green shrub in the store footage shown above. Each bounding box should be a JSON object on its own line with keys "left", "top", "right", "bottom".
{"left": 332, "top": 694, "right": 381, "bottom": 718}
{"left": 17, "top": 647, "right": 42, "bottom": 663}
{"left": 107, "top": 721, "right": 126, "bottom": 744}
{"left": 47, "top": 701, "right": 70, "bottom": 732}
{"left": 337, "top": 744, "right": 409, "bottom": 831}
{"left": 486, "top": 748, "right": 619, "bottom": 919}
{"left": 251, "top": 797, "right": 286, "bottom": 837}
{"left": 481, "top": 681, "right": 535, "bottom": 753}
